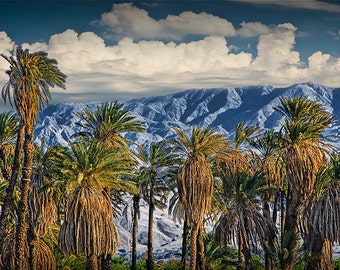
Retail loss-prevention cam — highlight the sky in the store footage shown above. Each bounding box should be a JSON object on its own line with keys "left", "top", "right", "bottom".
{"left": 1, "top": 0, "right": 340, "bottom": 105}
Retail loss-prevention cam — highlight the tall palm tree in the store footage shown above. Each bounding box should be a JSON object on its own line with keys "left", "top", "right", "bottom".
{"left": 274, "top": 96, "right": 335, "bottom": 270}
{"left": 1, "top": 46, "right": 66, "bottom": 270}
{"left": 249, "top": 130, "right": 285, "bottom": 270}
{"left": 73, "top": 101, "right": 145, "bottom": 269}
{"left": 137, "top": 141, "right": 177, "bottom": 270}
{"left": 301, "top": 154, "right": 340, "bottom": 270}
{"left": 214, "top": 170, "right": 277, "bottom": 270}
{"left": 54, "top": 140, "right": 136, "bottom": 270}
{"left": 170, "top": 126, "right": 228, "bottom": 270}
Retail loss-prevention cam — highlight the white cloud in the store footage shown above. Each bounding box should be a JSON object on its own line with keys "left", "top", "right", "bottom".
{"left": 229, "top": 0, "right": 340, "bottom": 13}
{"left": 0, "top": 31, "right": 15, "bottom": 81}
{"left": 237, "top": 22, "right": 271, "bottom": 37}
{"left": 93, "top": 3, "right": 235, "bottom": 40}
{"left": 94, "top": 3, "right": 280, "bottom": 41}
{"left": 252, "top": 23, "right": 300, "bottom": 69}
{"left": 1, "top": 24, "right": 340, "bottom": 104}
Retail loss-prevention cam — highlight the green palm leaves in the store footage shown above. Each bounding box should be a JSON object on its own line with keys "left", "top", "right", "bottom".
{"left": 1, "top": 46, "right": 66, "bottom": 127}
{"left": 52, "top": 141, "right": 135, "bottom": 191}
{"left": 75, "top": 101, "right": 145, "bottom": 148}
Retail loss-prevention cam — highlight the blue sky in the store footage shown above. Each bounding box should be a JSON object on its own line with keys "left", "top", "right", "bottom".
{"left": 1, "top": 0, "right": 340, "bottom": 104}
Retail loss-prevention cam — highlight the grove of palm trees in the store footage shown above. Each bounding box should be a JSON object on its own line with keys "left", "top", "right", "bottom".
{"left": 1, "top": 48, "right": 340, "bottom": 270}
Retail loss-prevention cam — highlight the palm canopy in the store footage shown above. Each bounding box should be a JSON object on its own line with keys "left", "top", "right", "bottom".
{"left": 234, "top": 121, "right": 259, "bottom": 151}
{"left": 1, "top": 46, "right": 66, "bottom": 127}
{"left": 49, "top": 140, "right": 137, "bottom": 194}
{"left": 274, "top": 96, "right": 335, "bottom": 200}
{"left": 74, "top": 101, "right": 145, "bottom": 148}
{"left": 274, "top": 96, "right": 335, "bottom": 144}
{"left": 170, "top": 126, "right": 228, "bottom": 224}
{"left": 171, "top": 126, "right": 228, "bottom": 160}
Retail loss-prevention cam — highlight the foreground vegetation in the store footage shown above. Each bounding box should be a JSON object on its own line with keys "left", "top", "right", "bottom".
{"left": 0, "top": 47, "right": 340, "bottom": 270}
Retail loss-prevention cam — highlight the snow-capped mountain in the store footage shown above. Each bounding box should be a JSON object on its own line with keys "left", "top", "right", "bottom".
{"left": 35, "top": 82, "right": 340, "bottom": 148}
{"left": 33, "top": 82, "right": 340, "bottom": 259}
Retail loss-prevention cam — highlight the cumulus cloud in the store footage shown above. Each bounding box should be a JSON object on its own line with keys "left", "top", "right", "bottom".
{"left": 252, "top": 23, "right": 300, "bottom": 69}
{"left": 229, "top": 0, "right": 340, "bottom": 13}
{"left": 93, "top": 3, "right": 235, "bottom": 40}
{"left": 0, "top": 31, "right": 15, "bottom": 81}
{"left": 1, "top": 22, "right": 340, "bottom": 104}
{"left": 94, "top": 3, "right": 285, "bottom": 41}
{"left": 237, "top": 22, "right": 271, "bottom": 37}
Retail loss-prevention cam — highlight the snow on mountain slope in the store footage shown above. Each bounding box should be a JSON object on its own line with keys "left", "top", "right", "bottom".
{"left": 35, "top": 82, "right": 340, "bottom": 148}
{"left": 33, "top": 82, "right": 340, "bottom": 259}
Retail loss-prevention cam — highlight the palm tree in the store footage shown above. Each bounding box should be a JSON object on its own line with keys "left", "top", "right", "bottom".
{"left": 54, "top": 140, "right": 136, "bottom": 270}
{"left": 170, "top": 126, "right": 228, "bottom": 270}
{"left": 274, "top": 96, "right": 335, "bottom": 270}
{"left": 214, "top": 170, "right": 277, "bottom": 270}
{"left": 249, "top": 130, "right": 285, "bottom": 270}
{"left": 137, "top": 141, "right": 177, "bottom": 270}
{"left": 301, "top": 154, "right": 340, "bottom": 270}
{"left": 1, "top": 46, "right": 66, "bottom": 270}
{"left": 73, "top": 101, "right": 145, "bottom": 269}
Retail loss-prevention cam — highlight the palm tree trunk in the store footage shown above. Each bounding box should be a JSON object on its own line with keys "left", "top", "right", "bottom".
{"left": 305, "top": 234, "right": 333, "bottom": 270}
{"left": 131, "top": 194, "right": 140, "bottom": 270}
{"left": 181, "top": 215, "right": 188, "bottom": 270}
{"left": 263, "top": 200, "right": 275, "bottom": 270}
{"left": 240, "top": 228, "right": 253, "bottom": 270}
{"left": 272, "top": 191, "right": 280, "bottom": 224}
{"left": 87, "top": 255, "right": 98, "bottom": 270}
{"left": 281, "top": 190, "right": 302, "bottom": 270}
{"left": 196, "top": 225, "right": 206, "bottom": 270}
{"left": 189, "top": 223, "right": 198, "bottom": 270}
{"left": 280, "top": 190, "right": 285, "bottom": 245}
{"left": 237, "top": 230, "right": 242, "bottom": 270}
{"left": 0, "top": 121, "right": 24, "bottom": 243}
{"left": 147, "top": 184, "right": 154, "bottom": 270}
{"left": 15, "top": 127, "right": 34, "bottom": 270}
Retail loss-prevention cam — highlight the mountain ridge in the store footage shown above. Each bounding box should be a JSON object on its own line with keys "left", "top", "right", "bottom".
{"left": 34, "top": 82, "right": 340, "bottom": 148}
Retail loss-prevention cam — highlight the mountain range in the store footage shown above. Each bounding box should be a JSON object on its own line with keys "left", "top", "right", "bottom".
{"left": 34, "top": 82, "right": 340, "bottom": 149}
{"left": 33, "top": 82, "right": 340, "bottom": 259}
